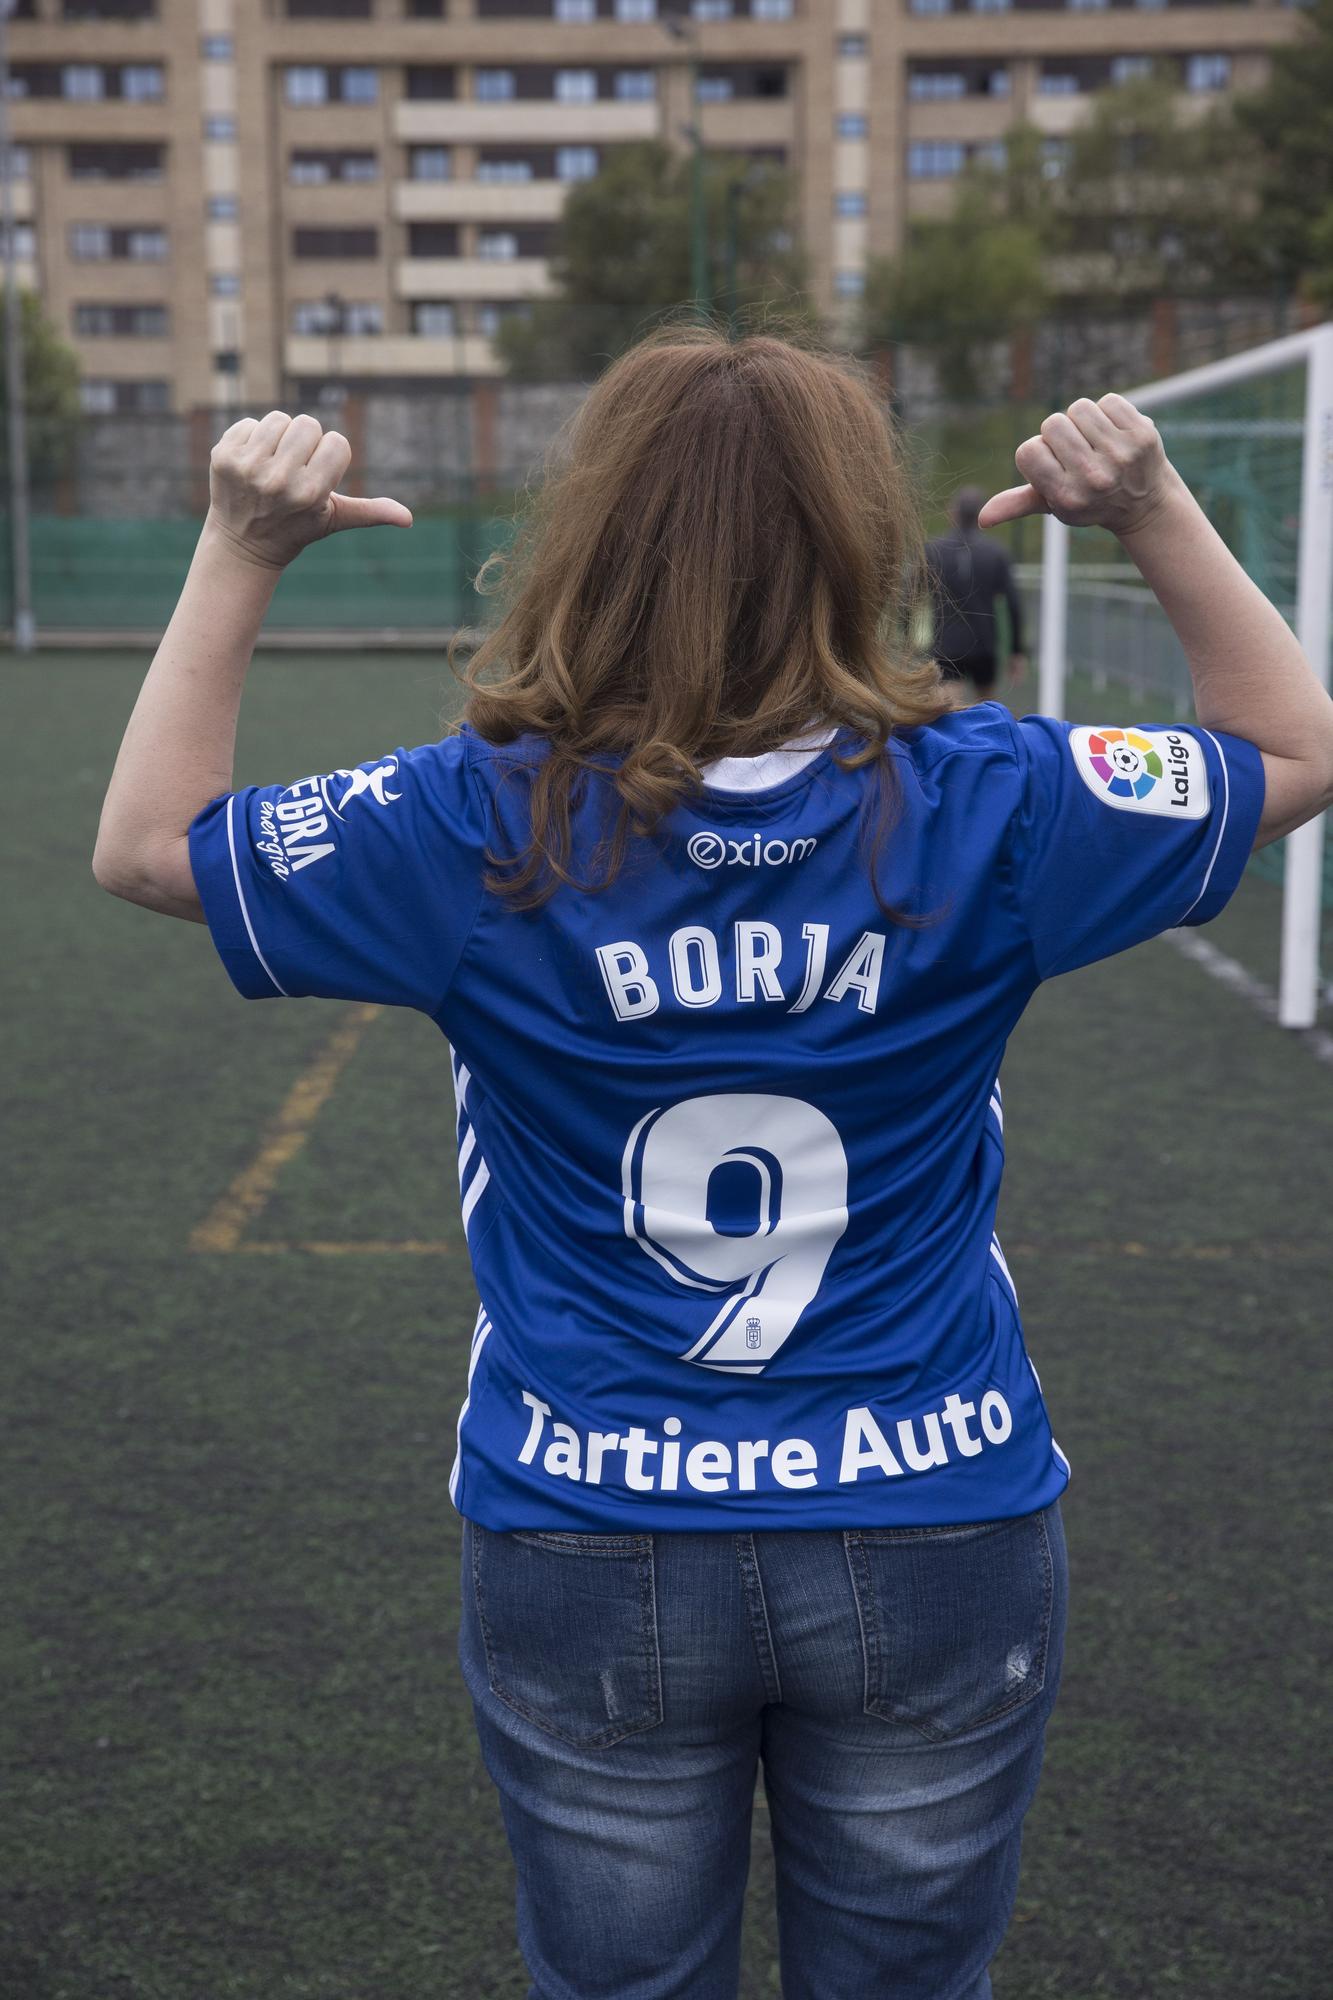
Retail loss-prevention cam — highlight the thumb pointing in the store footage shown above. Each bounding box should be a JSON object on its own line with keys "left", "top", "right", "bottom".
{"left": 327, "top": 493, "right": 414, "bottom": 533}
{"left": 977, "top": 483, "right": 1045, "bottom": 531}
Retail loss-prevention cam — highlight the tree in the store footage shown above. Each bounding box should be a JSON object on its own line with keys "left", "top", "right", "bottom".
{"left": 1232, "top": 0, "right": 1333, "bottom": 302}
{"left": 0, "top": 287, "right": 82, "bottom": 487}
{"left": 496, "top": 141, "right": 815, "bottom": 380}
{"left": 861, "top": 175, "right": 1047, "bottom": 402}
{"left": 1036, "top": 72, "right": 1263, "bottom": 306}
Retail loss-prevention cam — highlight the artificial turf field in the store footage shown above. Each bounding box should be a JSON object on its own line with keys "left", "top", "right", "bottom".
{"left": 4, "top": 649, "right": 1330, "bottom": 2000}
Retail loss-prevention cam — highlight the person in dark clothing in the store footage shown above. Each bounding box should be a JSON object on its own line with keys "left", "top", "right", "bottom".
{"left": 924, "top": 484, "right": 1028, "bottom": 695}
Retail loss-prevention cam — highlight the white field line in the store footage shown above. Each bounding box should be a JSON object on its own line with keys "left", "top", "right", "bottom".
{"left": 1163, "top": 929, "right": 1333, "bottom": 1069}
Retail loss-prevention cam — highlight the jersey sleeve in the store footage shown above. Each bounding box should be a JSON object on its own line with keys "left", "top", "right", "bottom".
{"left": 1005, "top": 712, "right": 1265, "bottom": 980}
{"left": 186, "top": 736, "right": 487, "bottom": 1011}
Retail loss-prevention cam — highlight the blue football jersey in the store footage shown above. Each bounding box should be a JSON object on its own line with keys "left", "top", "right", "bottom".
{"left": 188, "top": 703, "right": 1264, "bottom": 1531}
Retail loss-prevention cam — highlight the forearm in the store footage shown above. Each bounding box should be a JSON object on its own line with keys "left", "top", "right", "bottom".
{"left": 1117, "top": 467, "right": 1333, "bottom": 770}
{"left": 93, "top": 517, "right": 279, "bottom": 914}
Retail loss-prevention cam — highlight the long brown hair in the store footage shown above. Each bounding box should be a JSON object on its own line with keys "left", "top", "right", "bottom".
{"left": 450, "top": 320, "right": 959, "bottom": 910}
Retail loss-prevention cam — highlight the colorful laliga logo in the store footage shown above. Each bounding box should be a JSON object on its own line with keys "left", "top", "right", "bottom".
{"left": 1087, "top": 727, "right": 1161, "bottom": 801}
{"left": 1069, "top": 725, "right": 1209, "bottom": 819}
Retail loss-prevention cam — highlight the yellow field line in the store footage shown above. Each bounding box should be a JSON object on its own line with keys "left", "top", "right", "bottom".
{"left": 188, "top": 1003, "right": 382, "bottom": 1253}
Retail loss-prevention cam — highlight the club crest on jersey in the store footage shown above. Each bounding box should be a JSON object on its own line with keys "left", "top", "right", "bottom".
{"left": 1069, "top": 726, "right": 1208, "bottom": 819}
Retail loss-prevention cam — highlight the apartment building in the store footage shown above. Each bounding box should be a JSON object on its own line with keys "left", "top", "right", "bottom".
{"left": 0, "top": 0, "right": 1307, "bottom": 413}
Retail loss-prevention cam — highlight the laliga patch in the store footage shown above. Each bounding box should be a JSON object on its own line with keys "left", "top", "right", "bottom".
{"left": 1069, "top": 726, "right": 1209, "bottom": 820}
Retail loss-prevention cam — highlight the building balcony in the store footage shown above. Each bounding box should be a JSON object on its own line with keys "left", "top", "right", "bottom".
{"left": 395, "top": 99, "right": 659, "bottom": 145}
{"left": 394, "top": 254, "right": 555, "bottom": 298}
{"left": 696, "top": 98, "right": 793, "bottom": 147}
{"left": 394, "top": 178, "right": 568, "bottom": 222}
{"left": 285, "top": 333, "right": 504, "bottom": 378}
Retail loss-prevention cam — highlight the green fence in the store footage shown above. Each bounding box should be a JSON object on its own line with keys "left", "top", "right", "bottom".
{"left": 0, "top": 507, "right": 518, "bottom": 636}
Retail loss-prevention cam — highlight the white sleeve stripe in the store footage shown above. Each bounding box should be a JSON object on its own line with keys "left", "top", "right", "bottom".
{"left": 226, "top": 793, "right": 287, "bottom": 996}
{"left": 1176, "top": 728, "right": 1232, "bottom": 924}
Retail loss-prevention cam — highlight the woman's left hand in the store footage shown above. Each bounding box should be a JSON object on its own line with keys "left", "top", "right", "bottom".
{"left": 205, "top": 409, "right": 413, "bottom": 571}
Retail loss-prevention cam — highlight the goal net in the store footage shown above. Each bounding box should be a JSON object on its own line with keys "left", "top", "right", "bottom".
{"left": 1034, "top": 324, "right": 1333, "bottom": 1030}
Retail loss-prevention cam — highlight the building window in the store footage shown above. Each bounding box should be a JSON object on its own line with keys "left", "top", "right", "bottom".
{"left": 68, "top": 144, "right": 163, "bottom": 180}
{"left": 906, "top": 141, "right": 964, "bottom": 178}
{"left": 909, "top": 71, "right": 965, "bottom": 101}
{"left": 285, "top": 66, "right": 329, "bottom": 105}
{"left": 63, "top": 0, "right": 156, "bottom": 14}
{"left": 1186, "top": 53, "right": 1230, "bottom": 91}
{"left": 200, "top": 33, "right": 233, "bottom": 56}
{"left": 412, "top": 301, "right": 456, "bottom": 336}
{"left": 213, "top": 349, "right": 241, "bottom": 373}
{"left": 1040, "top": 137, "right": 1070, "bottom": 178}
{"left": 205, "top": 116, "right": 237, "bottom": 138}
{"left": 909, "top": 0, "right": 951, "bottom": 12}
{"left": 1133, "top": 0, "right": 1167, "bottom": 8}
{"left": 121, "top": 66, "right": 164, "bottom": 100}
{"left": 697, "top": 75, "right": 733, "bottom": 102}
{"left": 477, "top": 157, "right": 532, "bottom": 180}
{"left": 211, "top": 272, "right": 241, "bottom": 296}
{"left": 1068, "top": 0, "right": 1108, "bottom": 9}
{"left": 80, "top": 379, "right": 171, "bottom": 413}
{"left": 834, "top": 191, "right": 867, "bottom": 217}
{"left": 555, "top": 0, "right": 595, "bottom": 16}
{"left": 410, "top": 298, "right": 456, "bottom": 334}
{"left": 475, "top": 68, "right": 516, "bottom": 100}
{"left": 288, "top": 149, "right": 376, "bottom": 181}
{"left": 63, "top": 66, "right": 105, "bottom": 100}
{"left": 1038, "top": 71, "right": 1079, "bottom": 96}
{"left": 293, "top": 300, "right": 337, "bottom": 333}
{"left": 833, "top": 269, "right": 864, "bottom": 299}
{"left": 292, "top": 226, "right": 380, "bottom": 256}
{"left": 341, "top": 67, "right": 378, "bottom": 102}
{"left": 751, "top": 0, "right": 792, "bottom": 16}
{"left": 407, "top": 222, "right": 459, "bottom": 254}
{"left": 614, "top": 0, "right": 655, "bottom": 16}
{"left": 207, "top": 195, "right": 239, "bottom": 220}
{"left": 71, "top": 224, "right": 111, "bottom": 259}
{"left": 614, "top": 70, "right": 655, "bottom": 99}
{"left": 692, "top": 0, "right": 732, "bottom": 17}
{"left": 1111, "top": 56, "right": 1153, "bottom": 84}
{"left": 74, "top": 303, "right": 169, "bottom": 336}
{"left": 408, "top": 0, "right": 444, "bottom": 14}
{"left": 1, "top": 146, "right": 29, "bottom": 180}
{"left": 835, "top": 113, "right": 867, "bottom": 138}
{"left": 478, "top": 230, "right": 519, "bottom": 258}
{"left": 969, "top": 0, "right": 1009, "bottom": 11}
{"left": 70, "top": 225, "right": 165, "bottom": 261}
{"left": 988, "top": 67, "right": 1010, "bottom": 96}
{"left": 973, "top": 139, "right": 1006, "bottom": 169}
{"left": 837, "top": 34, "right": 866, "bottom": 56}
{"left": 409, "top": 146, "right": 452, "bottom": 180}
{"left": 406, "top": 65, "right": 455, "bottom": 98}
{"left": 555, "top": 68, "right": 597, "bottom": 102}
{"left": 343, "top": 302, "right": 383, "bottom": 333}
{"left": 556, "top": 145, "right": 598, "bottom": 179}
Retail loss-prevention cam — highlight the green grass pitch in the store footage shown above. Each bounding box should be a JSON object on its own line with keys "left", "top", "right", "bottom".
{"left": 2, "top": 651, "right": 1329, "bottom": 1998}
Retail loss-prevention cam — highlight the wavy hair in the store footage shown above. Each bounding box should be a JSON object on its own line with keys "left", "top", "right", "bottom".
{"left": 449, "top": 320, "right": 959, "bottom": 911}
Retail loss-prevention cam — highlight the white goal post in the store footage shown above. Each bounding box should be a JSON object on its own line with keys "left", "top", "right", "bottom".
{"left": 1036, "top": 322, "right": 1333, "bottom": 1031}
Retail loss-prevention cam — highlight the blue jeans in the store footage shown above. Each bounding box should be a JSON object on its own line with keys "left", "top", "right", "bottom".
{"left": 458, "top": 1500, "right": 1068, "bottom": 2000}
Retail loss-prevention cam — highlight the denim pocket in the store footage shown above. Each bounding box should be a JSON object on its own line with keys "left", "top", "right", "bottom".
{"left": 844, "top": 1507, "right": 1055, "bottom": 1743}
{"left": 470, "top": 1525, "right": 665, "bottom": 1749}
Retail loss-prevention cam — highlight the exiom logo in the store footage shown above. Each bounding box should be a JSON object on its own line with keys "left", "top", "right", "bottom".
{"left": 687, "top": 831, "right": 817, "bottom": 870}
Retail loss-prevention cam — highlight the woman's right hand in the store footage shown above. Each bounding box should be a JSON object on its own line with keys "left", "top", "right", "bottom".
{"left": 978, "top": 393, "right": 1179, "bottom": 540}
